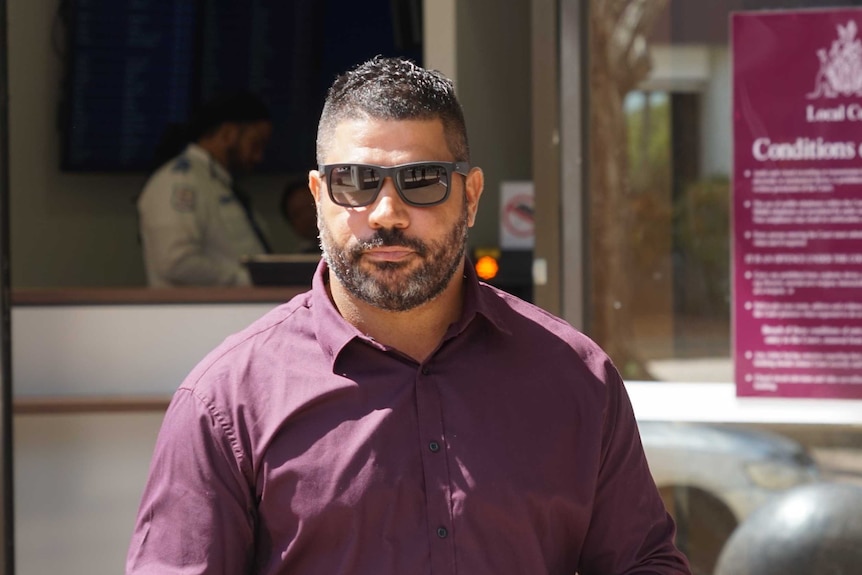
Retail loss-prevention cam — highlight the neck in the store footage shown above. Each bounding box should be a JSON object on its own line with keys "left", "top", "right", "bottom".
{"left": 328, "top": 260, "right": 466, "bottom": 363}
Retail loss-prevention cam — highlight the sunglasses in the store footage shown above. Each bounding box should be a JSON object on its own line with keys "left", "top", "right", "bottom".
{"left": 318, "top": 161, "right": 470, "bottom": 207}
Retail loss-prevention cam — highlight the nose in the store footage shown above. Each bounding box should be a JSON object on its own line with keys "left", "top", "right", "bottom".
{"left": 366, "top": 178, "right": 409, "bottom": 229}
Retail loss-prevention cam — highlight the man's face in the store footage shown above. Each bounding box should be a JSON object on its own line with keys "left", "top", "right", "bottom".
{"left": 309, "top": 118, "right": 483, "bottom": 312}
{"left": 285, "top": 186, "right": 319, "bottom": 241}
{"left": 227, "top": 120, "right": 273, "bottom": 172}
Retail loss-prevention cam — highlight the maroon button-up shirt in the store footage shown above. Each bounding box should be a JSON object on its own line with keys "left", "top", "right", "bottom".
{"left": 127, "top": 261, "right": 690, "bottom": 574}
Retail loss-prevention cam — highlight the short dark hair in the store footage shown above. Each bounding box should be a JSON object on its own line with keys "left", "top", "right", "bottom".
{"left": 189, "top": 92, "right": 271, "bottom": 141}
{"left": 316, "top": 56, "right": 470, "bottom": 163}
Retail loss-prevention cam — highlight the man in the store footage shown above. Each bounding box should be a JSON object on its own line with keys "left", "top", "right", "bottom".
{"left": 280, "top": 177, "right": 319, "bottom": 253}
{"left": 127, "top": 57, "right": 691, "bottom": 574}
{"left": 137, "top": 92, "right": 273, "bottom": 287}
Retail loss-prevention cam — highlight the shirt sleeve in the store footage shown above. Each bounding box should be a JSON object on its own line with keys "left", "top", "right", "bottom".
{"left": 126, "top": 389, "right": 256, "bottom": 574}
{"left": 578, "top": 364, "right": 692, "bottom": 575}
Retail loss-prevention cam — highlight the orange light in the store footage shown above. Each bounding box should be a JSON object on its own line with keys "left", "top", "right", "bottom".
{"left": 475, "top": 255, "right": 499, "bottom": 281}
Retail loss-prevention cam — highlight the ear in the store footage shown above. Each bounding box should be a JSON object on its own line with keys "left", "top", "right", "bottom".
{"left": 308, "top": 169, "right": 322, "bottom": 204}
{"left": 464, "top": 167, "right": 484, "bottom": 227}
{"left": 217, "top": 122, "right": 241, "bottom": 145}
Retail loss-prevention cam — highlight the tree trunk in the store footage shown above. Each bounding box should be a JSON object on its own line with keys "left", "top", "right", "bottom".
{"left": 587, "top": 0, "right": 667, "bottom": 379}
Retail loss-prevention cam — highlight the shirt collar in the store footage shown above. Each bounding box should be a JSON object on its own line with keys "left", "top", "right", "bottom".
{"left": 451, "top": 256, "right": 513, "bottom": 337}
{"left": 309, "top": 259, "right": 366, "bottom": 364}
{"left": 310, "top": 256, "right": 513, "bottom": 368}
{"left": 185, "top": 144, "right": 233, "bottom": 188}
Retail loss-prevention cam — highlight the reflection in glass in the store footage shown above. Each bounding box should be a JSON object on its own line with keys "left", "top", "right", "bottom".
{"left": 587, "top": 0, "right": 732, "bottom": 381}
{"left": 584, "top": 2, "right": 862, "bottom": 574}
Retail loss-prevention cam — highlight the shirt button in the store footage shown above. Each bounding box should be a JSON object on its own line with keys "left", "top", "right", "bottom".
{"left": 421, "top": 366, "right": 431, "bottom": 375}
{"left": 428, "top": 441, "right": 440, "bottom": 453}
{"left": 437, "top": 526, "right": 448, "bottom": 538}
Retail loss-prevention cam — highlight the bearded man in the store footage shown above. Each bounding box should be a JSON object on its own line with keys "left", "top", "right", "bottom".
{"left": 127, "top": 57, "right": 691, "bottom": 575}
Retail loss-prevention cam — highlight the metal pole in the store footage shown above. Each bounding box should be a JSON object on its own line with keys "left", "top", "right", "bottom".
{"left": 0, "top": 0, "right": 16, "bottom": 571}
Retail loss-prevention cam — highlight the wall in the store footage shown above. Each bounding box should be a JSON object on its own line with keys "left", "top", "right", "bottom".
{"left": 8, "top": 0, "right": 143, "bottom": 287}
{"left": 12, "top": 302, "right": 276, "bottom": 575}
{"left": 423, "top": 0, "right": 457, "bottom": 80}
{"left": 15, "top": 413, "right": 162, "bottom": 575}
{"left": 457, "top": 0, "right": 533, "bottom": 251}
{"left": 702, "top": 47, "right": 732, "bottom": 178}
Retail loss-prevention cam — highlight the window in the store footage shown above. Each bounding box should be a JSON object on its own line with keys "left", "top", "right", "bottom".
{"left": 570, "top": 2, "right": 862, "bottom": 573}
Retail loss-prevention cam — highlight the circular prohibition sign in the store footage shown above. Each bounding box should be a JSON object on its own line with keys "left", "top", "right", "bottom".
{"left": 502, "top": 193, "right": 535, "bottom": 239}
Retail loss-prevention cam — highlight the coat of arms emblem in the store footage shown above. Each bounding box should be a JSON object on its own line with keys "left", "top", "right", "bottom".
{"left": 808, "top": 20, "right": 862, "bottom": 98}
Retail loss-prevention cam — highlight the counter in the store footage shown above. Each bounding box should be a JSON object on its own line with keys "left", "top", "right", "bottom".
{"left": 11, "top": 286, "right": 862, "bottom": 423}
{"left": 12, "top": 285, "right": 305, "bottom": 306}
{"left": 11, "top": 285, "right": 308, "bottom": 413}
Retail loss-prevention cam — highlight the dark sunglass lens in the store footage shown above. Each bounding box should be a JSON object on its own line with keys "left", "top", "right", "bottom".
{"left": 329, "top": 165, "right": 381, "bottom": 206}
{"left": 397, "top": 165, "right": 449, "bottom": 205}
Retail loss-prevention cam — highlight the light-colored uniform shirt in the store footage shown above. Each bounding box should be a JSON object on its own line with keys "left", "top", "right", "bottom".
{"left": 137, "top": 144, "right": 266, "bottom": 287}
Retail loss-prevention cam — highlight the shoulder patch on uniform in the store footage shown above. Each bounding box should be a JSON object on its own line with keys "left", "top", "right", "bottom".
{"left": 171, "top": 156, "right": 191, "bottom": 173}
{"left": 171, "top": 186, "right": 197, "bottom": 212}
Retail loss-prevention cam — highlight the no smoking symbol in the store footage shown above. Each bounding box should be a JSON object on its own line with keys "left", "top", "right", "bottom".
{"left": 503, "top": 193, "right": 534, "bottom": 238}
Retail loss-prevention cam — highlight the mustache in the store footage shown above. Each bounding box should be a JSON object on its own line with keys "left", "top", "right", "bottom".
{"left": 354, "top": 228, "right": 428, "bottom": 257}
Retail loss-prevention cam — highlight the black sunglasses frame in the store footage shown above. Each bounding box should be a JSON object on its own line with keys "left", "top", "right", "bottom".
{"left": 318, "top": 161, "right": 471, "bottom": 207}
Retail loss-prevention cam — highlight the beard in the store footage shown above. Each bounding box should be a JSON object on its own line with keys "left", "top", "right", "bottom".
{"left": 225, "top": 143, "right": 251, "bottom": 174}
{"left": 319, "top": 203, "right": 469, "bottom": 312}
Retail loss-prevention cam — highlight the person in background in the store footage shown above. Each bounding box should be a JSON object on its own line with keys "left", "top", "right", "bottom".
{"left": 137, "top": 92, "right": 273, "bottom": 287}
{"left": 127, "top": 57, "right": 691, "bottom": 574}
{"left": 280, "top": 177, "right": 319, "bottom": 253}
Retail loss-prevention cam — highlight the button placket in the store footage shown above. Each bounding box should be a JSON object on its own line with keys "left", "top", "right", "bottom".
{"left": 414, "top": 362, "right": 456, "bottom": 571}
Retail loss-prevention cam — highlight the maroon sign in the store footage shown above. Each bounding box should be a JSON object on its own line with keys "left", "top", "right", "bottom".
{"left": 733, "top": 9, "right": 862, "bottom": 398}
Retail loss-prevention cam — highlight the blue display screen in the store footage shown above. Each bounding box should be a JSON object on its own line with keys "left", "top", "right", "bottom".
{"left": 60, "top": 0, "right": 422, "bottom": 173}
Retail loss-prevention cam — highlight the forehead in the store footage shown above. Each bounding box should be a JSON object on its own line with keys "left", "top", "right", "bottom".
{"left": 325, "top": 118, "right": 452, "bottom": 164}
